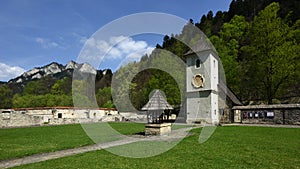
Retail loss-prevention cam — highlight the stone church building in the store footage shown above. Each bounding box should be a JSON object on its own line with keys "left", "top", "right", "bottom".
{"left": 184, "top": 41, "right": 242, "bottom": 124}
{"left": 183, "top": 41, "right": 300, "bottom": 125}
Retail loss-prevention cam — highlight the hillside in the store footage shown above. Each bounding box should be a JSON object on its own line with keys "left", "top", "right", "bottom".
{"left": 118, "top": 0, "right": 300, "bottom": 108}
{"left": 0, "top": 61, "right": 113, "bottom": 109}
{"left": 158, "top": 0, "right": 300, "bottom": 104}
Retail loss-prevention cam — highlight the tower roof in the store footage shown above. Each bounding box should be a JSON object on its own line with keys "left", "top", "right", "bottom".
{"left": 142, "top": 90, "right": 173, "bottom": 110}
{"left": 184, "top": 39, "right": 216, "bottom": 56}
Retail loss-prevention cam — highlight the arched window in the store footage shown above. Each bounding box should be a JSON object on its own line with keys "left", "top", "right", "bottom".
{"left": 195, "top": 59, "right": 201, "bottom": 68}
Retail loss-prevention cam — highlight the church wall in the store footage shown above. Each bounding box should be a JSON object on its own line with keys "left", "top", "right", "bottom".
{"left": 185, "top": 50, "right": 219, "bottom": 124}
{"left": 211, "top": 92, "right": 219, "bottom": 124}
{"left": 186, "top": 91, "right": 213, "bottom": 123}
{"left": 186, "top": 52, "right": 212, "bottom": 93}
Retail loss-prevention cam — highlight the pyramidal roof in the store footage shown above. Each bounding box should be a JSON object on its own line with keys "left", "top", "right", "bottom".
{"left": 184, "top": 38, "right": 216, "bottom": 56}
{"left": 142, "top": 90, "right": 173, "bottom": 110}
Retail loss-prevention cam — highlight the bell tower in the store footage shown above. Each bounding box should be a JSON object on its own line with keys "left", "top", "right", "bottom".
{"left": 185, "top": 45, "right": 219, "bottom": 125}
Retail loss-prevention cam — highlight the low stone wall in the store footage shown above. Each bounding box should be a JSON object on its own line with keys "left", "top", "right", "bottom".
{"left": 0, "top": 110, "right": 44, "bottom": 128}
{"left": 233, "top": 104, "right": 300, "bottom": 125}
{"left": 219, "top": 108, "right": 232, "bottom": 124}
{"left": 0, "top": 109, "right": 147, "bottom": 128}
{"left": 0, "top": 108, "right": 118, "bottom": 128}
{"left": 119, "top": 112, "right": 147, "bottom": 122}
{"left": 284, "top": 109, "right": 300, "bottom": 125}
{"left": 48, "top": 118, "right": 102, "bottom": 125}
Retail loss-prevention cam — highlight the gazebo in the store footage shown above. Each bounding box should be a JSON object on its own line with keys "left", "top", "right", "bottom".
{"left": 142, "top": 90, "right": 173, "bottom": 135}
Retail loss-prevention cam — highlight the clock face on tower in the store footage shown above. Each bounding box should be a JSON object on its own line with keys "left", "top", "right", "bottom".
{"left": 192, "top": 74, "right": 205, "bottom": 88}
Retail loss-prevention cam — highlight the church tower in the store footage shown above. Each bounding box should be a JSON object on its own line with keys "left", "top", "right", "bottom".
{"left": 185, "top": 43, "right": 219, "bottom": 124}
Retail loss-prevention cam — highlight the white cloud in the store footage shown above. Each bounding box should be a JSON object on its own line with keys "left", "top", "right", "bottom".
{"left": 79, "top": 36, "right": 155, "bottom": 67}
{"left": 35, "top": 37, "right": 59, "bottom": 49}
{"left": 126, "top": 47, "right": 155, "bottom": 60}
{"left": 109, "top": 36, "right": 128, "bottom": 44}
{"left": 117, "top": 38, "right": 147, "bottom": 54}
{"left": 0, "top": 62, "right": 25, "bottom": 81}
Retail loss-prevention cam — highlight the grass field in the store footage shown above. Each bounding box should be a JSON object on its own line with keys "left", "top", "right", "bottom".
{"left": 0, "top": 122, "right": 145, "bottom": 160}
{"left": 7, "top": 125, "right": 300, "bottom": 169}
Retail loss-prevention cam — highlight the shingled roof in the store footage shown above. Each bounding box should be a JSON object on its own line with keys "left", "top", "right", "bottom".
{"left": 233, "top": 104, "right": 300, "bottom": 110}
{"left": 218, "top": 81, "right": 243, "bottom": 105}
{"left": 142, "top": 90, "right": 173, "bottom": 111}
{"left": 184, "top": 38, "right": 216, "bottom": 56}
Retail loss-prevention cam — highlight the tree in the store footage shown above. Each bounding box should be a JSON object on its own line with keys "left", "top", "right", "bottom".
{"left": 96, "top": 87, "right": 113, "bottom": 108}
{"left": 45, "top": 94, "right": 73, "bottom": 107}
{"left": 102, "top": 100, "right": 115, "bottom": 108}
{"left": 23, "top": 78, "right": 53, "bottom": 95}
{"left": 13, "top": 94, "right": 29, "bottom": 108}
{"left": 210, "top": 15, "right": 248, "bottom": 96}
{"left": 111, "top": 62, "right": 140, "bottom": 111}
{"left": 242, "top": 2, "right": 299, "bottom": 103}
{"left": 0, "top": 85, "right": 13, "bottom": 108}
{"left": 72, "top": 79, "right": 96, "bottom": 108}
{"left": 12, "top": 94, "right": 47, "bottom": 108}
{"left": 207, "top": 11, "right": 214, "bottom": 20}
{"left": 51, "top": 77, "right": 71, "bottom": 95}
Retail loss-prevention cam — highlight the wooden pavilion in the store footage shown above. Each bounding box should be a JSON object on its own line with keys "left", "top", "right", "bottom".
{"left": 142, "top": 89, "right": 173, "bottom": 123}
{"left": 142, "top": 90, "right": 173, "bottom": 135}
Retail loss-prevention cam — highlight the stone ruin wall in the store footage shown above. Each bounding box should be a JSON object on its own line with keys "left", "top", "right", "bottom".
{"left": 0, "top": 108, "right": 148, "bottom": 128}
{"left": 0, "top": 108, "right": 113, "bottom": 128}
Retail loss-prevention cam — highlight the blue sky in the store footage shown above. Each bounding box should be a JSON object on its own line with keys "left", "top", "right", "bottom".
{"left": 0, "top": 0, "right": 232, "bottom": 81}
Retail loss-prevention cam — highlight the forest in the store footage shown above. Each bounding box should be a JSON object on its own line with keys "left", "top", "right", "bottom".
{"left": 0, "top": 0, "right": 299, "bottom": 109}
{"left": 115, "top": 1, "right": 300, "bottom": 110}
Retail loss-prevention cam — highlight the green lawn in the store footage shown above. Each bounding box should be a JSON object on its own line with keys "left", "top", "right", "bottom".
{"left": 11, "top": 126, "right": 300, "bottom": 169}
{"left": 0, "top": 122, "right": 144, "bottom": 160}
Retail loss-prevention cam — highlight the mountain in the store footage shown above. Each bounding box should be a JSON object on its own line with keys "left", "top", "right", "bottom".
{"left": 8, "top": 60, "right": 97, "bottom": 84}
{"left": 5, "top": 60, "right": 112, "bottom": 94}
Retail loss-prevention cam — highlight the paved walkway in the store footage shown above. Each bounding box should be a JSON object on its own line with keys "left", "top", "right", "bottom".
{"left": 0, "top": 127, "right": 193, "bottom": 168}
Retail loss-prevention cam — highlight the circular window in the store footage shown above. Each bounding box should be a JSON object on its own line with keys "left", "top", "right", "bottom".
{"left": 192, "top": 74, "right": 204, "bottom": 88}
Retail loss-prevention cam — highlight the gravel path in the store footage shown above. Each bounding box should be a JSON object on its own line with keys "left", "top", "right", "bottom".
{"left": 0, "top": 127, "right": 193, "bottom": 168}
